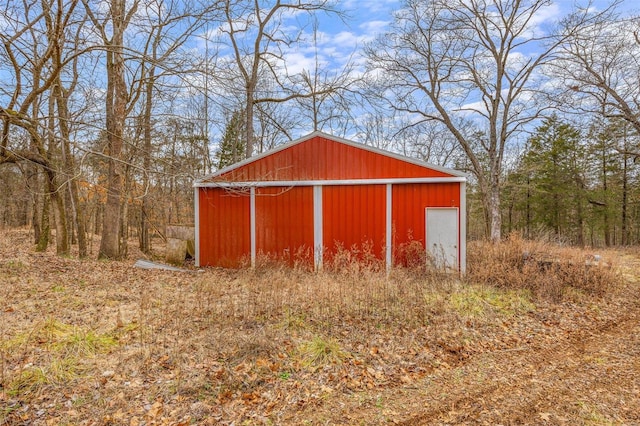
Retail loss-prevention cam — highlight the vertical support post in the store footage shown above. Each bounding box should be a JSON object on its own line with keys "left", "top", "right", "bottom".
{"left": 313, "top": 185, "right": 323, "bottom": 270}
{"left": 459, "top": 181, "right": 467, "bottom": 275}
{"left": 194, "top": 187, "right": 200, "bottom": 267}
{"left": 386, "top": 183, "right": 392, "bottom": 272}
{"left": 250, "top": 186, "right": 256, "bottom": 268}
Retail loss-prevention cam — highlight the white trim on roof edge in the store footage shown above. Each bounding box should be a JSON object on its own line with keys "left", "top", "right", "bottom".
{"left": 194, "top": 131, "right": 468, "bottom": 185}
{"left": 196, "top": 176, "right": 465, "bottom": 188}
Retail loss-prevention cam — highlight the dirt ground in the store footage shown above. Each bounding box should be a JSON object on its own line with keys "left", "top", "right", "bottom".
{"left": 287, "top": 255, "right": 640, "bottom": 425}
{"left": 315, "top": 276, "right": 640, "bottom": 425}
{"left": 1, "top": 228, "right": 639, "bottom": 425}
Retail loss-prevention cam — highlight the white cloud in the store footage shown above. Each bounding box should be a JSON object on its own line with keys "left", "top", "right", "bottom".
{"left": 281, "top": 51, "right": 321, "bottom": 75}
{"left": 332, "top": 30, "right": 360, "bottom": 47}
{"left": 527, "top": 2, "right": 561, "bottom": 28}
{"left": 359, "top": 19, "right": 390, "bottom": 34}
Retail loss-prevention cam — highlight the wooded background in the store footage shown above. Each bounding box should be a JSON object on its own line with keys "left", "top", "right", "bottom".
{"left": 1, "top": 0, "right": 638, "bottom": 259}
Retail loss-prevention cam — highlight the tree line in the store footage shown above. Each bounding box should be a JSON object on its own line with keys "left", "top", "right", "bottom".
{"left": 1, "top": 0, "right": 638, "bottom": 260}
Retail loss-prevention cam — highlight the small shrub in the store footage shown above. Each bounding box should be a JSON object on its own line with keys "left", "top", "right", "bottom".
{"left": 326, "top": 241, "right": 384, "bottom": 273}
{"left": 396, "top": 239, "right": 428, "bottom": 270}
{"left": 295, "top": 336, "right": 348, "bottom": 370}
{"left": 8, "top": 356, "right": 80, "bottom": 397}
{"left": 60, "top": 328, "right": 118, "bottom": 357}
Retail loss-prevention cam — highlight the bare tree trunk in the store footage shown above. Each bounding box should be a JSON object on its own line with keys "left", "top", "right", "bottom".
{"left": 245, "top": 88, "right": 255, "bottom": 158}
{"left": 98, "top": 0, "right": 129, "bottom": 260}
{"left": 602, "top": 146, "right": 610, "bottom": 247}
{"left": 488, "top": 180, "right": 502, "bottom": 242}
{"left": 29, "top": 167, "right": 43, "bottom": 244}
{"left": 119, "top": 161, "right": 132, "bottom": 258}
{"left": 46, "top": 93, "right": 69, "bottom": 255}
{"left": 49, "top": 170, "right": 70, "bottom": 255}
{"left": 119, "top": 196, "right": 129, "bottom": 258}
{"left": 140, "top": 69, "right": 154, "bottom": 253}
{"left": 36, "top": 192, "right": 50, "bottom": 252}
{"left": 621, "top": 128, "right": 629, "bottom": 245}
{"left": 32, "top": 201, "right": 41, "bottom": 244}
{"left": 65, "top": 160, "right": 88, "bottom": 257}
{"left": 486, "top": 161, "right": 502, "bottom": 242}
{"left": 94, "top": 202, "right": 102, "bottom": 235}
{"left": 100, "top": 152, "right": 124, "bottom": 258}
{"left": 66, "top": 186, "right": 76, "bottom": 245}
{"left": 621, "top": 154, "right": 628, "bottom": 245}
{"left": 54, "top": 80, "right": 88, "bottom": 257}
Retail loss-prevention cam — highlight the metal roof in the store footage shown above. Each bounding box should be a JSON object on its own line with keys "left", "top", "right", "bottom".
{"left": 194, "top": 131, "right": 467, "bottom": 187}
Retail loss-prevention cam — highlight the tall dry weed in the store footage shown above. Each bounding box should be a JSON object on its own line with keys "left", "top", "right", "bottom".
{"left": 467, "top": 233, "right": 619, "bottom": 301}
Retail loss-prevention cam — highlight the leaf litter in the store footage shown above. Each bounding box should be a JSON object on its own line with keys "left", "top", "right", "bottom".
{"left": 0, "top": 228, "right": 638, "bottom": 425}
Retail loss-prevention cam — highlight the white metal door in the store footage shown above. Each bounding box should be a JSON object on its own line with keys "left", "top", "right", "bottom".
{"left": 426, "top": 208, "right": 459, "bottom": 271}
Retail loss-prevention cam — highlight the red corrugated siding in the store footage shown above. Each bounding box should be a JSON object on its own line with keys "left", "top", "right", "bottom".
{"left": 198, "top": 183, "right": 462, "bottom": 268}
{"left": 322, "top": 185, "right": 386, "bottom": 261}
{"left": 392, "top": 183, "right": 460, "bottom": 264}
{"left": 213, "top": 136, "right": 452, "bottom": 182}
{"left": 199, "top": 188, "right": 250, "bottom": 267}
{"left": 256, "top": 187, "right": 314, "bottom": 264}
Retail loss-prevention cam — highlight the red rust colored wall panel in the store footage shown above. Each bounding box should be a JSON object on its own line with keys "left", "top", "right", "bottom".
{"left": 392, "top": 183, "right": 461, "bottom": 264}
{"left": 255, "top": 186, "right": 314, "bottom": 264}
{"left": 199, "top": 188, "right": 250, "bottom": 267}
{"left": 213, "top": 136, "right": 453, "bottom": 183}
{"left": 322, "top": 185, "right": 386, "bottom": 261}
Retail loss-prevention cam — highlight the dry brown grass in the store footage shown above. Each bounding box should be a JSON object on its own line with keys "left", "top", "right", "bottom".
{"left": 0, "top": 228, "right": 635, "bottom": 425}
{"left": 467, "top": 233, "right": 620, "bottom": 301}
{"left": 0, "top": 230, "right": 463, "bottom": 424}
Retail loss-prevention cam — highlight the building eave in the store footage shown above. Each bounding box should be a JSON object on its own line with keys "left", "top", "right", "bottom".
{"left": 195, "top": 176, "right": 466, "bottom": 188}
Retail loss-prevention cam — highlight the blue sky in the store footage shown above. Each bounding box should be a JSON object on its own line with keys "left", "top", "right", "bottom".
{"left": 188, "top": 0, "right": 638, "bottom": 100}
{"left": 183, "top": 0, "right": 639, "bottom": 152}
{"left": 192, "top": 0, "right": 401, "bottom": 77}
{"left": 297, "top": 0, "right": 639, "bottom": 103}
{"left": 275, "top": 0, "right": 638, "bottom": 148}
{"left": 292, "top": 0, "right": 401, "bottom": 73}
{"left": 281, "top": 0, "right": 637, "bottom": 72}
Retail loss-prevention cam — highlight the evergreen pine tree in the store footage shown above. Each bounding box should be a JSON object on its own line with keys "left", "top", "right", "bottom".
{"left": 519, "top": 116, "right": 587, "bottom": 243}
{"left": 215, "top": 110, "right": 246, "bottom": 169}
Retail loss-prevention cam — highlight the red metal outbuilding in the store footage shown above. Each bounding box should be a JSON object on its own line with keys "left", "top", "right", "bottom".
{"left": 194, "top": 131, "right": 467, "bottom": 272}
